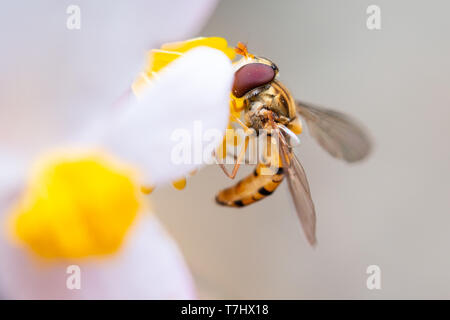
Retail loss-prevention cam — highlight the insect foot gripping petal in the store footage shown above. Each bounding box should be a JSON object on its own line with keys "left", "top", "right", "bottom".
{"left": 215, "top": 163, "right": 285, "bottom": 208}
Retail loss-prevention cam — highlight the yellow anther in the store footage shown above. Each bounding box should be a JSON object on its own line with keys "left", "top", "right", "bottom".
{"left": 146, "top": 49, "right": 183, "bottom": 75}
{"left": 230, "top": 95, "right": 245, "bottom": 115}
{"left": 132, "top": 37, "right": 236, "bottom": 93}
{"left": 9, "top": 151, "right": 144, "bottom": 260}
{"left": 172, "top": 177, "right": 187, "bottom": 190}
{"left": 141, "top": 185, "right": 155, "bottom": 195}
{"left": 161, "top": 37, "right": 236, "bottom": 60}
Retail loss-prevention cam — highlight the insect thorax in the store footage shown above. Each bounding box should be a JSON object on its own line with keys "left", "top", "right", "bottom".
{"left": 244, "top": 81, "right": 295, "bottom": 131}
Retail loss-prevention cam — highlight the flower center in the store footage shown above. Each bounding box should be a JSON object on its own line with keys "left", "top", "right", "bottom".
{"left": 9, "top": 151, "right": 145, "bottom": 259}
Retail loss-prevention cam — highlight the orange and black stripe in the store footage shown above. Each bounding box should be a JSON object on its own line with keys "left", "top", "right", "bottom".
{"left": 215, "top": 162, "right": 284, "bottom": 207}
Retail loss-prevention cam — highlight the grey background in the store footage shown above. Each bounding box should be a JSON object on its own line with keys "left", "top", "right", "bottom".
{"left": 153, "top": 0, "right": 450, "bottom": 298}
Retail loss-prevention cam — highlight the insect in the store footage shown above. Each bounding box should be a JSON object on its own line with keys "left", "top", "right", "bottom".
{"left": 215, "top": 43, "right": 372, "bottom": 246}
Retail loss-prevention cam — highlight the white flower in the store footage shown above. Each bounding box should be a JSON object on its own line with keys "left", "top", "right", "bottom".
{"left": 91, "top": 47, "right": 232, "bottom": 186}
{"left": 0, "top": 1, "right": 233, "bottom": 299}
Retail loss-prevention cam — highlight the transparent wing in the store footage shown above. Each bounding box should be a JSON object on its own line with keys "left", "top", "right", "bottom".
{"left": 276, "top": 128, "right": 317, "bottom": 246}
{"left": 296, "top": 100, "right": 372, "bottom": 163}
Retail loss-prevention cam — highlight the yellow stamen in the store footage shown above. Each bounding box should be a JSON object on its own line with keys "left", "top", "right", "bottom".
{"left": 172, "top": 177, "right": 187, "bottom": 190}
{"left": 141, "top": 185, "right": 155, "bottom": 195}
{"left": 145, "top": 49, "right": 183, "bottom": 75}
{"left": 229, "top": 95, "right": 246, "bottom": 121}
{"left": 132, "top": 37, "right": 236, "bottom": 97}
{"left": 9, "top": 151, "right": 145, "bottom": 260}
{"left": 161, "top": 37, "right": 236, "bottom": 60}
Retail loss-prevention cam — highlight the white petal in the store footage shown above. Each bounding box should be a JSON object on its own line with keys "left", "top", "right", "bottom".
{"left": 0, "top": 214, "right": 195, "bottom": 299}
{"left": 0, "top": 150, "right": 26, "bottom": 214}
{"left": 93, "top": 47, "right": 232, "bottom": 185}
{"left": 0, "top": 0, "right": 219, "bottom": 153}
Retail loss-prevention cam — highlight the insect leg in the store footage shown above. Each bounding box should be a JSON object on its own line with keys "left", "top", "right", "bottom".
{"left": 214, "top": 114, "right": 254, "bottom": 179}
{"left": 215, "top": 135, "right": 249, "bottom": 179}
{"left": 230, "top": 114, "right": 253, "bottom": 134}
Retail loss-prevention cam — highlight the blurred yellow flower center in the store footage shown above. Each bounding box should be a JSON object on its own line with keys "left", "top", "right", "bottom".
{"left": 10, "top": 152, "right": 144, "bottom": 259}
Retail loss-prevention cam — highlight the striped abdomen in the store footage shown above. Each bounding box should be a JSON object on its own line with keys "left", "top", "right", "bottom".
{"left": 215, "top": 163, "right": 284, "bottom": 207}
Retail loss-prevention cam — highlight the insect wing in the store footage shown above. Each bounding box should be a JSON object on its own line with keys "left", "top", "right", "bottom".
{"left": 296, "top": 100, "right": 372, "bottom": 163}
{"left": 277, "top": 129, "right": 317, "bottom": 246}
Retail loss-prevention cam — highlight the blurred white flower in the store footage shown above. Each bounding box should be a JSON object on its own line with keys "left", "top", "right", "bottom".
{"left": 0, "top": 0, "right": 219, "bottom": 154}
{"left": 0, "top": 1, "right": 233, "bottom": 299}
{"left": 0, "top": 214, "right": 195, "bottom": 299}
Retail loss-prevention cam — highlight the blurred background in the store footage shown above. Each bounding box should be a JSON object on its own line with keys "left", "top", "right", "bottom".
{"left": 1, "top": 0, "right": 450, "bottom": 299}
{"left": 152, "top": 0, "right": 450, "bottom": 299}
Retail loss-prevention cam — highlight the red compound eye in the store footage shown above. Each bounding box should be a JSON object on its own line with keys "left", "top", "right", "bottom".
{"left": 232, "top": 63, "right": 276, "bottom": 98}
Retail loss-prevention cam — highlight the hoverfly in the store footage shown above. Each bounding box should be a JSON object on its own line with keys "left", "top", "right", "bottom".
{"left": 215, "top": 43, "right": 372, "bottom": 246}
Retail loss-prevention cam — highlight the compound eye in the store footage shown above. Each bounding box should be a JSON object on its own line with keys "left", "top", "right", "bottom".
{"left": 232, "top": 63, "right": 276, "bottom": 98}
